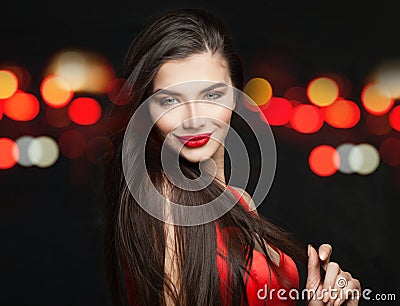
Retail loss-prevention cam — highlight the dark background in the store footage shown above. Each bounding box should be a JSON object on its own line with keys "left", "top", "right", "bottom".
{"left": 1, "top": 1, "right": 399, "bottom": 305}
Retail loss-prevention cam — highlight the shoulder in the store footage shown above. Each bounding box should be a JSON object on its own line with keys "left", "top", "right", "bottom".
{"left": 229, "top": 186, "right": 259, "bottom": 216}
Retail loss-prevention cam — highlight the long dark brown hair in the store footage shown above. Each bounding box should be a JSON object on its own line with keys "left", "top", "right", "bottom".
{"left": 102, "top": 7, "right": 307, "bottom": 306}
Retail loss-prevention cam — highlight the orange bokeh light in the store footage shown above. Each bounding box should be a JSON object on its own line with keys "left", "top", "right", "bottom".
{"left": 0, "top": 70, "right": 18, "bottom": 99}
{"left": 243, "top": 77, "right": 273, "bottom": 107}
{"left": 3, "top": 91, "right": 40, "bottom": 121}
{"left": 309, "top": 145, "right": 340, "bottom": 176}
{"left": 68, "top": 97, "right": 102, "bottom": 125}
{"left": 290, "top": 104, "right": 324, "bottom": 133}
{"left": 259, "top": 97, "right": 293, "bottom": 126}
{"left": 361, "top": 82, "right": 394, "bottom": 115}
{"left": 388, "top": 105, "right": 400, "bottom": 132}
{"left": 0, "top": 138, "right": 19, "bottom": 169}
{"left": 40, "top": 75, "right": 74, "bottom": 108}
{"left": 322, "top": 98, "right": 360, "bottom": 128}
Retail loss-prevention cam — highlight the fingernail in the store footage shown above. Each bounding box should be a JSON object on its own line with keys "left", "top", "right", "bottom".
{"left": 319, "top": 252, "right": 325, "bottom": 260}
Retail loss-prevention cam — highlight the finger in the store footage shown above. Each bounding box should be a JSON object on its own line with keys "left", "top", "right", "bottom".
{"left": 334, "top": 278, "right": 361, "bottom": 306}
{"left": 322, "top": 261, "right": 341, "bottom": 303}
{"left": 307, "top": 244, "right": 322, "bottom": 290}
{"left": 318, "top": 243, "right": 332, "bottom": 269}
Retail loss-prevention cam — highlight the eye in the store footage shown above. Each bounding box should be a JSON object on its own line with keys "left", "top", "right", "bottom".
{"left": 204, "top": 91, "right": 223, "bottom": 100}
{"left": 160, "top": 96, "right": 179, "bottom": 107}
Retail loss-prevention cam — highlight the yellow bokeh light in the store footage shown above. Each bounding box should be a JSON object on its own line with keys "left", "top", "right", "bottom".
{"left": 307, "top": 77, "right": 339, "bottom": 106}
{"left": 0, "top": 70, "right": 18, "bottom": 99}
{"left": 243, "top": 77, "right": 273, "bottom": 107}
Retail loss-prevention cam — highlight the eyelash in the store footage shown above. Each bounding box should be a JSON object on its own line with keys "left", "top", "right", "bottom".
{"left": 159, "top": 91, "right": 224, "bottom": 107}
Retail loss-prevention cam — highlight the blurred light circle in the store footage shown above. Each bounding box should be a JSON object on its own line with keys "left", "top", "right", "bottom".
{"left": 85, "top": 63, "right": 115, "bottom": 94}
{"left": 28, "top": 136, "right": 59, "bottom": 168}
{"left": 16, "top": 136, "right": 34, "bottom": 167}
{"left": 366, "top": 113, "right": 392, "bottom": 135}
{"left": 58, "top": 130, "right": 86, "bottom": 159}
{"left": 306, "top": 77, "right": 339, "bottom": 107}
{"left": 40, "top": 75, "right": 73, "bottom": 108}
{"left": 322, "top": 98, "right": 360, "bottom": 128}
{"left": 86, "top": 136, "right": 114, "bottom": 164}
{"left": 309, "top": 145, "right": 340, "bottom": 176}
{"left": 3, "top": 91, "right": 40, "bottom": 121}
{"left": 290, "top": 104, "right": 324, "bottom": 133}
{"left": 2, "top": 65, "right": 31, "bottom": 91}
{"left": 379, "top": 137, "right": 400, "bottom": 166}
{"left": 388, "top": 105, "right": 400, "bottom": 132}
{"left": 361, "top": 82, "right": 394, "bottom": 115}
{"left": 259, "top": 97, "right": 293, "bottom": 126}
{"left": 283, "top": 86, "right": 307, "bottom": 103}
{"left": 243, "top": 77, "right": 273, "bottom": 107}
{"left": 68, "top": 97, "right": 102, "bottom": 125}
{"left": 45, "top": 107, "right": 71, "bottom": 128}
{"left": 55, "top": 51, "right": 87, "bottom": 90}
{"left": 348, "top": 143, "right": 380, "bottom": 175}
{"left": 0, "top": 138, "right": 19, "bottom": 169}
{"left": 336, "top": 143, "right": 355, "bottom": 174}
{"left": 0, "top": 70, "right": 18, "bottom": 99}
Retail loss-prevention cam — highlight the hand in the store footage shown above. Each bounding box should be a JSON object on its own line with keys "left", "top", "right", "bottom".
{"left": 306, "top": 244, "right": 361, "bottom": 306}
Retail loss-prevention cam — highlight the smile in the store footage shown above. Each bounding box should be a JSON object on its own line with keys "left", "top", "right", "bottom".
{"left": 177, "top": 132, "right": 212, "bottom": 148}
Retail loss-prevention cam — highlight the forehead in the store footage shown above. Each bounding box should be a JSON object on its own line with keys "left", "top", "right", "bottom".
{"left": 152, "top": 52, "right": 231, "bottom": 90}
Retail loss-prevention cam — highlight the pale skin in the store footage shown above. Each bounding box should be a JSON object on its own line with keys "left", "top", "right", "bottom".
{"left": 149, "top": 51, "right": 361, "bottom": 305}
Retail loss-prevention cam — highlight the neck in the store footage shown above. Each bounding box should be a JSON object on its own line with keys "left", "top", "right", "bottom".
{"left": 202, "top": 144, "right": 226, "bottom": 187}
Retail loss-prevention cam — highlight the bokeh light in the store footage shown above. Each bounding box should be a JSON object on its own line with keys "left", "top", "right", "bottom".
{"left": 40, "top": 75, "right": 73, "bottom": 108}
{"left": 0, "top": 70, "right": 18, "bottom": 99}
{"left": 68, "top": 97, "right": 102, "bottom": 125}
{"left": 259, "top": 97, "right": 293, "bottom": 126}
{"left": 374, "top": 60, "right": 400, "bottom": 99}
{"left": 0, "top": 138, "right": 19, "bottom": 169}
{"left": 379, "top": 137, "right": 400, "bottom": 166}
{"left": 388, "top": 105, "right": 400, "bottom": 132}
{"left": 309, "top": 145, "right": 340, "bottom": 176}
{"left": 16, "top": 136, "right": 34, "bottom": 167}
{"left": 2, "top": 65, "right": 31, "bottom": 91}
{"left": 55, "top": 51, "right": 87, "bottom": 91}
{"left": 58, "top": 130, "right": 87, "bottom": 159}
{"left": 366, "top": 113, "right": 392, "bottom": 135}
{"left": 290, "top": 104, "right": 324, "bottom": 133}
{"left": 361, "top": 82, "right": 394, "bottom": 115}
{"left": 322, "top": 98, "right": 360, "bottom": 128}
{"left": 86, "top": 136, "right": 115, "bottom": 164}
{"left": 243, "top": 77, "right": 273, "bottom": 107}
{"left": 27, "top": 136, "right": 59, "bottom": 168}
{"left": 45, "top": 107, "right": 71, "bottom": 128}
{"left": 307, "top": 77, "right": 339, "bottom": 107}
{"left": 348, "top": 143, "right": 380, "bottom": 175}
{"left": 336, "top": 143, "right": 355, "bottom": 174}
{"left": 3, "top": 91, "right": 40, "bottom": 121}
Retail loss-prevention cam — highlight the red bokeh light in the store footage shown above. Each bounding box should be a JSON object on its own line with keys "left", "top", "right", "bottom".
{"left": 290, "top": 104, "right": 324, "bottom": 133}
{"left": 309, "top": 145, "right": 340, "bottom": 176}
{"left": 67, "top": 97, "right": 102, "bottom": 125}
{"left": 3, "top": 91, "right": 40, "bottom": 121}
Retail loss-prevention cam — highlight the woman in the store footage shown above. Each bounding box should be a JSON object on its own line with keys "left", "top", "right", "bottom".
{"left": 102, "top": 8, "right": 361, "bottom": 306}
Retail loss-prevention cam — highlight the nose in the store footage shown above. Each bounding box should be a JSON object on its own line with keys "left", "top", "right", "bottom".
{"left": 182, "top": 101, "right": 206, "bottom": 130}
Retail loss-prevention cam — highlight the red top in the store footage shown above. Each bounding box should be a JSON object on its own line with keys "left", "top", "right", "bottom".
{"left": 123, "top": 185, "right": 299, "bottom": 305}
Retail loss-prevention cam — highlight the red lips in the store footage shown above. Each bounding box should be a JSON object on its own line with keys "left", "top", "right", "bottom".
{"left": 177, "top": 133, "right": 212, "bottom": 148}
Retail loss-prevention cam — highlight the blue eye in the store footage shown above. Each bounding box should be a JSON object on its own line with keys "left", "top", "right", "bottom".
{"left": 160, "top": 96, "right": 179, "bottom": 106}
{"left": 204, "top": 92, "right": 223, "bottom": 100}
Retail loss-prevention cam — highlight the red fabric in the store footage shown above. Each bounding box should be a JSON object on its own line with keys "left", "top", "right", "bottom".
{"left": 123, "top": 185, "right": 299, "bottom": 305}
{"left": 217, "top": 185, "right": 299, "bottom": 306}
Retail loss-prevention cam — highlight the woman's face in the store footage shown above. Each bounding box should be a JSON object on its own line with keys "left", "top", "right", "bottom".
{"left": 148, "top": 52, "right": 235, "bottom": 163}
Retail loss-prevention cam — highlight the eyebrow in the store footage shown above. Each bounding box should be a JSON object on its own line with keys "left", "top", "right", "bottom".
{"left": 152, "top": 82, "right": 228, "bottom": 96}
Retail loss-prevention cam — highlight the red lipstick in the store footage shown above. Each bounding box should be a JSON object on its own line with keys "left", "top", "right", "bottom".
{"left": 177, "top": 133, "right": 212, "bottom": 148}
